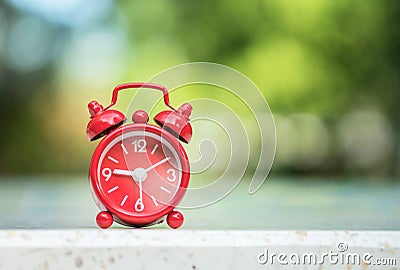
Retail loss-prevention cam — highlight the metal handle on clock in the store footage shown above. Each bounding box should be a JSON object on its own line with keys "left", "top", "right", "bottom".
{"left": 104, "top": 82, "right": 177, "bottom": 112}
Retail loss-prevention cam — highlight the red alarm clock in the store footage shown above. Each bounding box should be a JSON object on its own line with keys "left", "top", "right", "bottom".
{"left": 86, "top": 83, "right": 192, "bottom": 229}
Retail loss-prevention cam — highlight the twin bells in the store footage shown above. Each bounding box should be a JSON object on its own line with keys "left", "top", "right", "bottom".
{"left": 86, "top": 82, "right": 192, "bottom": 143}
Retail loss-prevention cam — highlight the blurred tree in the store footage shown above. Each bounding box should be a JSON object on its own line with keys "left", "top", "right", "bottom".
{"left": 118, "top": 0, "right": 399, "bottom": 117}
{"left": 0, "top": 2, "right": 67, "bottom": 173}
{"left": 0, "top": 0, "right": 399, "bottom": 176}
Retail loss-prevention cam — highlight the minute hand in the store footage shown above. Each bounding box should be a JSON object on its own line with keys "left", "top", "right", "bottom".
{"left": 145, "top": 157, "right": 171, "bottom": 172}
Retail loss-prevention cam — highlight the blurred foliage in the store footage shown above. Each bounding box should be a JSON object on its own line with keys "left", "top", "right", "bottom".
{"left": 120, "top": 0, "right": 400, "bottom": 117}
{"left": 0, "top": 0, "right": 399, "bottom": 177}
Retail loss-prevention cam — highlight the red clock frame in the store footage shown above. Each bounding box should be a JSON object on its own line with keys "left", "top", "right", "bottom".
{"left": 89, "top": 123, "right": 190, "bottom": 227}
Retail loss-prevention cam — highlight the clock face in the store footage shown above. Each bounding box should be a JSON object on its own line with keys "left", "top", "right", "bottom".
{"left": 90, "top": 125, "right": 189, "bottom": 225}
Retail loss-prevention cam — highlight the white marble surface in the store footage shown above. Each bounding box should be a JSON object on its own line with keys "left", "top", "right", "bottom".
{"left": 0, "top": 230, "right": 399, "bottom": 269}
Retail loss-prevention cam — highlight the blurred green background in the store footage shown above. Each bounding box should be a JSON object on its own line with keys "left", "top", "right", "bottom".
{"left": 0, "top": 0, "right": 399, "bottom": 179}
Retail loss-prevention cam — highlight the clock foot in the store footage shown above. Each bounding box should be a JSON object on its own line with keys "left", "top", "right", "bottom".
{"left": 96, "top": 211, "right": 113, "bottom": 229}
{"left": 166, "top": 210, "right": 184, "bottom": 229}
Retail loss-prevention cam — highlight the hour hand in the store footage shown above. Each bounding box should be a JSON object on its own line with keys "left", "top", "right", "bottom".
{"left": 113, "top": 169, "right": 133, "bottom": 176}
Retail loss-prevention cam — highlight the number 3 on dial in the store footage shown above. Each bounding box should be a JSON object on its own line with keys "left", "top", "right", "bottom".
{"left": 166, "top": 168, "right": 176, "bottom": 182}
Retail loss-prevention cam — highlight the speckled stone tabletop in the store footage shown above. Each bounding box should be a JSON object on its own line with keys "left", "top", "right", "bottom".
{"left": 0, "top": 230, "right": 399, "bottom": 269}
